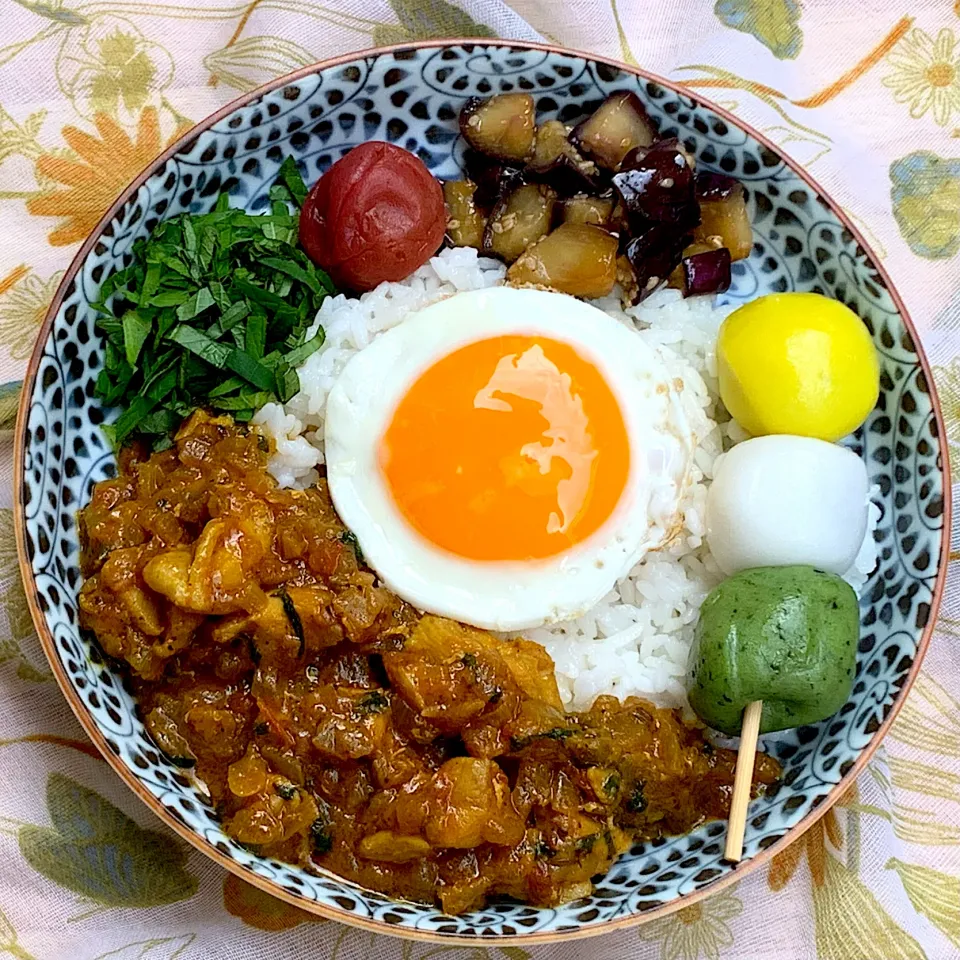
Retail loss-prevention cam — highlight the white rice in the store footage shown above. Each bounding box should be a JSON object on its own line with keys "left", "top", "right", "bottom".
{"left": 254, "top": 247, "right": 878, "bottom": 712}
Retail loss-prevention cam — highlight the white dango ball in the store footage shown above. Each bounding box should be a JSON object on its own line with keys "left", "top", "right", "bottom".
{"left": 706, "top": 435, "right": 870, "bottom": 577}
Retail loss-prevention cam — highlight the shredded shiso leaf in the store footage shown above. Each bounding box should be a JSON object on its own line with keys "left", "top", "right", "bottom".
{"left": 93, "top": 157, "right": 333, "bottom": 449}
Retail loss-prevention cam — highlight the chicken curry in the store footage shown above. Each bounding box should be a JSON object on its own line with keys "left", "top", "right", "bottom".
{"left": 78, "top": 412, "right": 779, "bottom": 914}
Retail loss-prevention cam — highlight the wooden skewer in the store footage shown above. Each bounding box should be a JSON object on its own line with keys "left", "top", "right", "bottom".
{"left": 724, "top": 699, "right": 763, "bottom": 863}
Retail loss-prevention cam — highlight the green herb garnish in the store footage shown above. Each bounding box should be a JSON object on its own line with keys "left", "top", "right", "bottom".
{"left": 339, "top": 530, "right": 365, "bottom": 566}
{"left": 310, "top": 818, "right": 333, "bottom": 855}
{"left": 94, "top": 157, "right": 334, "bottom": 447}
{"left": 355, "top": 691, "right": 389, "bottom": 715}
{"left": 274, "top": 781, "right": 297, "bottom": 800}
{"left": 533, "top": 840, "right": 555, "bottom": 860}
{"left": 603, "top": 772, "right": 621, "bottom": 797}
{"left": 626, "top": 781, "right": 648, "bottom": 814}
{"left": 575, "top": 834, "right": 598, "bottom": 853}
{"left": 277, "top": 588, "right": 305, "bottom": 657}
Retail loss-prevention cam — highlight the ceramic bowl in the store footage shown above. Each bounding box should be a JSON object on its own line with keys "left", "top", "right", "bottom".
{"left": 14, "top": 40, "right": 950, "bottom": 944}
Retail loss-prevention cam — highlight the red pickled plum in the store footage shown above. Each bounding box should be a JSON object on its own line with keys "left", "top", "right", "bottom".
{"left": 299, "top": 142, "right": 446, "bottom": 292}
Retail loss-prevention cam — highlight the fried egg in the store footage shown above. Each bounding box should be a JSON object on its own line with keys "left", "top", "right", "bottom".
{"left": 324, "top": 286, "right": 694, "bottom": 631}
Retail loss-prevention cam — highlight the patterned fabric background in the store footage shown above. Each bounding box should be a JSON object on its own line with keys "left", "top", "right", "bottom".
{"left": 0, "top": 1, "right": 958, "bottom": 958}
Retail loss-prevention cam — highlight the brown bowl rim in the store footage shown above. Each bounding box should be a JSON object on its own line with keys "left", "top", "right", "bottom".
{"left": 13, "top": 36, "right": 953, "bottom": 945}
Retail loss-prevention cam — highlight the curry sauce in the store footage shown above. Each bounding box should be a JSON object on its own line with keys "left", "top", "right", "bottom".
{"left": 78, "top": 412, "right": 779, "bottom": 914}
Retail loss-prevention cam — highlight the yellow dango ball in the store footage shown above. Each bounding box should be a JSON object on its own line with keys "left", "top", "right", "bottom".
{"left": 717, "top": 292, "right": 880, "bottom": 441}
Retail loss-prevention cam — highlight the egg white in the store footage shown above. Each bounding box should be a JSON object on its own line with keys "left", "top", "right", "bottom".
{"left": 324, "top": 286, "right": 695, "bottom": 631}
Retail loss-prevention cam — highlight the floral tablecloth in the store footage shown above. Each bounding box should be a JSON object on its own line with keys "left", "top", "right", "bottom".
{"left": 0, "top": 1, "right": 958, "bottom": 958}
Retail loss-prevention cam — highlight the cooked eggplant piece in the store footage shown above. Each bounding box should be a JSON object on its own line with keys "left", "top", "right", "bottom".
{"left": 613, "top": 139, "right": 700, "bottom": 231}
{"left": 462, "top": 150, "right": 524, "bottom": 209}
{"left": 667, "top": 240, "right": 732, "bottom": 294}
{"left": 507, "top": 223, "right": 618, "bottom": 298}
{"left": 529, "top": 120, "right": 573, "bottom": 171}
{"left": 527, "top": 120, "right": 601, "bottom": 194}
{"left": 681, "top": 247, "right": 732, "bottom": 296}
{"left": 622, "top": 223, "right": 687, "bottom": 304}
{"left": 570, "top": 91, "right": 658, "bottom": 171}
{"left": 667, "top": 239, "right": 722, "bottom": 289}
{"left": 693, "top": 177, "right": 753, "bottom": 261}
{"left": 559, "top": 192, "right": 615, "bottom": 228}
{"left": 484, "top": 183, "right": 557, "bottom": 262}
{"left": 695, "top": 171, "right": 741, "bottom": 201}
{"left": 460, "top": 93, "right": 536, "bottom": 162}
{"left": 443, "top": 180, "right": 487, "bottom": 249}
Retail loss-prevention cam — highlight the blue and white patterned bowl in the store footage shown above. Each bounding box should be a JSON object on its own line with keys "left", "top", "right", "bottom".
{"left": 14, "top": 40, "right": 951, "bottom": 944}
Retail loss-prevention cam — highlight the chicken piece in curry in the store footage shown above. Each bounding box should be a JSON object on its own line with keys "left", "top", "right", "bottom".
{"left": 78, "top": 412, "right": 779, "bottom": 914}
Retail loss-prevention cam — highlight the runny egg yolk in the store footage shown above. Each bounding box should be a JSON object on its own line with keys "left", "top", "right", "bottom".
{"left": 378, "top": 335, "right": 630, "bottom": 561}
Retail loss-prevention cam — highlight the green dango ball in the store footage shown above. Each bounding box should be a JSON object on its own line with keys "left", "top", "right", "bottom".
{"left": 688, "top": 565, "right": 859, "bottom": 735}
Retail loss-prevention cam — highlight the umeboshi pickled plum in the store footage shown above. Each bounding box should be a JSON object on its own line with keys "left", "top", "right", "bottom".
{"left": 298, "top": 141, "right": 446, "bottom": 291}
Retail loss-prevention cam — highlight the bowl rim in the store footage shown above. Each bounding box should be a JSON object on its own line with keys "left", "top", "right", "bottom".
{"left": 13, "top": 36, "right": 953, "bottom": 945}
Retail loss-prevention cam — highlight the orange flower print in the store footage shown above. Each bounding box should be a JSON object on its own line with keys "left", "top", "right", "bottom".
{"left": 27, "top": 107, "right": 189, "bottom": 247}
{"left": 223, "top": 872, "right": 323, "bottom": 932}
{"left": 0, "top": 265, "right": 28, "bottom": 296}
{"left": 768, "top": 813, "right": 840, "bottom": 889}
{"left": 768, "top": 784, "right": 855, "bottom": 890}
